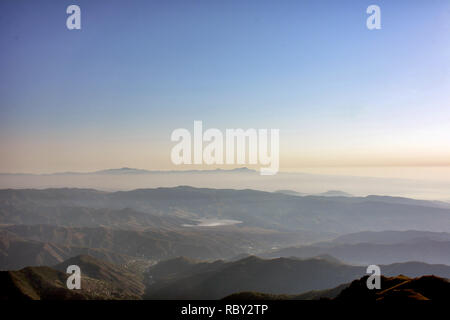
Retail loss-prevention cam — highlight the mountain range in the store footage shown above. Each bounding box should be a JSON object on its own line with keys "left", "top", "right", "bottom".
{"left": 0, "top": 167, "right": 258, "bottom": 176}
{"left": 3, "top": 254, "right": 449, "bottom": 301}
{"left": 3, "top": 187, "right": 450, "bottom": 270}
{"left": 1, "top": 186, "right": 450, "bottom": 300}
{"left": 225, "top": 275, "right": 450, "bottom": 301}
{"left": 144, "top": 255, "right": 450, "bottom": 299}
{"left": 0, "top": 224, "right": 297, "bottom": 270}
{"left": 263, "top": 230, "right": 450, "bottom": 265}
{"left": 2, "top": 187, "right": 450, "bottom": 234}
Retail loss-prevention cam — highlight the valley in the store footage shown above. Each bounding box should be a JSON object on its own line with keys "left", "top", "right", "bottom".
{"left": 1, "top": 186, "right": 450, "bottom": 301}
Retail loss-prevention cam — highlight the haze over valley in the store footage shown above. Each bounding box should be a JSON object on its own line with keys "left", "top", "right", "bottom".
{"left": 2, "top": 167, "right": 450, "bottom": 201}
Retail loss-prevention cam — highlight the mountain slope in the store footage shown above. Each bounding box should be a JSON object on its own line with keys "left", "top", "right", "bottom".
{"left": 0, "top": 229, "right": 133, "bottom": 270}
{"left": 144, "top": 256, "right": 450, "bottom": 300}
{"left": 332, "top": 230, "right": 450, "bottom": 244}
{"left": 0, "top": 266, "right": 90, "bottom": 300}
{"left": 1, "top": 224, "right": 299, "bottom": 270}
{"left": 336, "top": 275, "right": 450, "bottom": 301}
{"left": 224, "top": 275, "right": 450, "bottom": 301}
{"left": 224, "top": 282, "right": 350, "bottom": 300}
{"left": 264, "top": 230, "right": 450, "bottom": 265}
{"left": 0, "top": 255, "right": 144, "bottom": 300}
{"left": 54, "top": 255, "right": 145, "bottom": 298}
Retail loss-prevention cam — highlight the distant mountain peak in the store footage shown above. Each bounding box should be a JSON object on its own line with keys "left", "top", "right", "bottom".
{"left": 1, "top": 167, "right": 259, "bottom": 176}
{"left": 93, "top": 167, "right": 151, "bottom": 175}
{"left": 318, "top": 190, "right": 353, "bottom": 197}
{"left": 274, "top": 190, "right": 305, "bottom": 196}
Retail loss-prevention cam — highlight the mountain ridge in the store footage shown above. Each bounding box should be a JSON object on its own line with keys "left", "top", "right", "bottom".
{"left": 0, "top": 167, "right": 258, "bottom": 176}
{"left": 144, "top": 255, "right": 450, "bottom": 299}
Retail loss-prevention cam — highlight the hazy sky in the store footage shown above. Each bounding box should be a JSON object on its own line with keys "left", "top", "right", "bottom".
{"left": 1, "top": 0, "right": 449, "bottom": 174}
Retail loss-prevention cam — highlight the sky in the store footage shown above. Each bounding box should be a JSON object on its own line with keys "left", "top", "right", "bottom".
{"left": 0, "top": 0, "right": 449, "bottom": 174}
